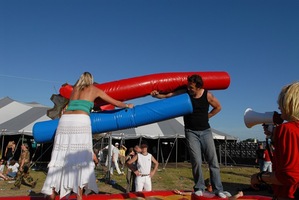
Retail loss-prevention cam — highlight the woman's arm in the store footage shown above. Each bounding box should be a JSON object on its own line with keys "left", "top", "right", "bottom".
{"left": 151, "top": 89, "right": 186, "bottom": 99}
{"left": 96, "top": 87, "right": 133, "bottom": 108}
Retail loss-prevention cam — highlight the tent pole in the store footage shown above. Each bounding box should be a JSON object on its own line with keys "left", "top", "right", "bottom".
{"left": 157, "top": 137, "right": 160, "bottom": 163}
{"left": 163, "top": 138, "right": 177, "bottom": 169}
{"left": 176, "top": 135, "right": 178, "bottom": 169}
{"left": 22, "top": 131, "right": 25, "bottom": 145}
{"left": 225, "top": 136, "right": 227, "bottom": 166}
{"left": 1, "top": 129, "right": 6, "bottom": 159}
{"left": 106, "top": 132, "right": 112, "bottom": 182}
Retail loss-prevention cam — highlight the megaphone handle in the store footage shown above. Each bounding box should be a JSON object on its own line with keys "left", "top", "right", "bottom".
{"left": 273, "top": 111, "right": 284, "bottom": 125}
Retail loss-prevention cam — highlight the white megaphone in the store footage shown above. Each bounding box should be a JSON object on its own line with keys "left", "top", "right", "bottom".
{"left": 244, "top": 108, "right": 282, "bottom": 128}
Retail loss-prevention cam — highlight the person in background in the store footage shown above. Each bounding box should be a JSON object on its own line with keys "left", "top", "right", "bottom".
{"left": 5, "top": 140, "right": 16, "bottom": 163}
{"left": 126, "top": 141, "right": 159, "bottom": 192}
{"left": 18, "top": 143, "right": 30, "bottom": 172}
{"left": 262, "top": 147, "right": 272, "bottom": 173}
{"left": 251, "top": 82, "right": 299, "bottom": 199}
{"left": 262, "top": 123, "right": 275, "bottom": 162}
{"left": 0, "top": 159, "right": 8, "bottom": 181}
{"left": 105, "top": 144, "right": 115, "bottom": 169}
{"left": 151, "top": 74, "right": 231, "bottom": 198}
{"left": 92, "top": 149, "right": 99, "bottom": 167}
{"left": 125, "top": 147, "right": 136, "bottom": 192}
{"left": 110, "top": 142, "right": 123, "bottom": 175}
{"left": 9, "top": 143, "right": 32, "bottom": 189}
{"left": 6, "top": 159, "right": 19, "bottom": 179}
{"left": 134, "top": 145, "right": 142, "bottom": 155}
{"left": 11, "top": 165, "right": 37, "bottom": 190}
{"left": 41, "top": 72, "right": 134, "bottom": 200}
{"left": 255, "top": 143, "right": 265, "bottom": 172}
{"left": 119, "top": 144, "right": 127, "bottom": 170}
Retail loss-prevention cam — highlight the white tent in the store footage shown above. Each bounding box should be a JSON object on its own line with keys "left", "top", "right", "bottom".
{"left": 109, "top": 116, "right": 238, "bottom": 168}
{"left": 0, "top": 97, "right": 51, "bottom": 160}
{"left": 0, "top": 97, "right": 51, "bottom": 136}
{"left": 0, "top": 96, "right": 237, "bottom": 140}
{"left": 111, "top": 117, "right": 238, "bottom": 141}
{"left": 0, "top": 96, "right": 238, "bottom": 167}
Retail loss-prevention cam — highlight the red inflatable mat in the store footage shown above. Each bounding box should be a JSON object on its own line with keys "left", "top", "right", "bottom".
{"left": 0, "top": 190, "right": 271, "bottom": 200}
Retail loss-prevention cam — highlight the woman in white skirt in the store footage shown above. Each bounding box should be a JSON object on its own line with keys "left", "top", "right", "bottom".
{"left": 41, "top": 72, "right": 134, "bottom": 200}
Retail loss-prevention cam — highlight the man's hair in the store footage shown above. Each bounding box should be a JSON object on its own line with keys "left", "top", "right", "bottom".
{"left": 187, "top": 74, "right": 204, "bottom": 88}
{"left": 140, "top": 140, "right": 148, "bottom": 148}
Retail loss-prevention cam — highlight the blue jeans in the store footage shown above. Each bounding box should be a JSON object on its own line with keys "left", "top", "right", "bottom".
{"left": 185, "top": 128, "right": 223, "bottom": 193}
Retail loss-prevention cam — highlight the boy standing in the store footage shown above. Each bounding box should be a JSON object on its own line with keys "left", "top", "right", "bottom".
{"left": 127, "top": 141, "right": 159, "bottom": 192}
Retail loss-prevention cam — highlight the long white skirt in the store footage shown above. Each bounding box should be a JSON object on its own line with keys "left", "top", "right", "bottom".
{"left": 41, "top": 114, "right": 99, "bottom": 199}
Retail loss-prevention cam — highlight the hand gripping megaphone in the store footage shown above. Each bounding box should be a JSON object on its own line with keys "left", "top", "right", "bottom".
{"left": 244, "top": 108, "right": 283, "bottom": 128}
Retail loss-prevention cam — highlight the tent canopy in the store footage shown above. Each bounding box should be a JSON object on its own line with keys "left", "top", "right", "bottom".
{"left": 0, "top": 97, "right": 51, "bottom": 136}
{"left": 111, "top": 117, "right": 238, "bottom": 141}
{"left": 0, "top": 96, "right": 238, "bottom": 141}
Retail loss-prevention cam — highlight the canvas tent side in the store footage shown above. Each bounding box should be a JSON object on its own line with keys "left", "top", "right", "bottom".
{"left": 111, "top": 117, "right": 238, "bottom": 141}
{"left": 0, "top": 97, "right": 51, "bottom": 160}
{"left": 109, "top": 117, "right": 238, "bottom": 167}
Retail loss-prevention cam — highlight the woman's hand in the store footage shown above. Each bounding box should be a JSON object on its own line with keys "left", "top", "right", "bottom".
{"left": 126, "top": 103, "right": 134, "bottom": 108}
{"left": 150, "top": 90, "right": 159, "bottom": 97}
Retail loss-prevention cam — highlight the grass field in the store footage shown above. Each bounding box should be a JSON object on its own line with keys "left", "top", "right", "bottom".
{"left": 0, "top": 163, "right": 272, "bottom": 198}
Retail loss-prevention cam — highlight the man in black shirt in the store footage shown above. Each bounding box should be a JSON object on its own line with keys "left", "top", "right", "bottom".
{"left": 151, "top": 74, "right": 231, "bottom": 198}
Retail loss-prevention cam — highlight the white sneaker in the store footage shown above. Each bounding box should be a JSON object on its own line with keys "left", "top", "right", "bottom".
{"left": 194, "top": 190, "right": 203, "bottom": 196}
{"left": 218, "top": 191, "right": 232, "bottom": 198}
{"left": 194, "top": 190, "right": 215, "bottom": 198}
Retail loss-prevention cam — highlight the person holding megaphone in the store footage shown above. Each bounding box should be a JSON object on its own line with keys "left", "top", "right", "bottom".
{"left": 250, "top": 82, "right": 299, "bottom": 200}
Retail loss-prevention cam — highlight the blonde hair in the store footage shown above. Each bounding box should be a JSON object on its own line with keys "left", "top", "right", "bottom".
{"left": 277, "top": 82, "right": 299, "bottom": 121}
{"left": 74, "top": 72, "right": 94, "bottom": 91}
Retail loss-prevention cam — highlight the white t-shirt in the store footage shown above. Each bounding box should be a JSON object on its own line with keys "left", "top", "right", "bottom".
{"left": 0, "top": 164, "right": 5, "bottom": 173}
{"left": 8, "top": 163, "right": 19, "bottom": 173}
{"left": 137, "top": 153, "right": 152, "bottom": 174}
{"left": 112, "top": 147, "right": 120, "bottom": 162}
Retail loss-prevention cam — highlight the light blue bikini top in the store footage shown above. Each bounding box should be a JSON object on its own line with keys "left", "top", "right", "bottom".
{"left": 65, "top": 100, "right": 94, "bottom": 114}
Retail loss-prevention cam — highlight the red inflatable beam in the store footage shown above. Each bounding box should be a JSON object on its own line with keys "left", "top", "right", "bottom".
{"left": 60, "top": 71, "right": 230, "bottom": 107}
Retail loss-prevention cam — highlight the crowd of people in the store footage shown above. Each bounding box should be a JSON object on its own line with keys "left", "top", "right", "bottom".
{"left": 0, "top": 142, "right": 38, "bottom": 190}
{"left": 2, "top": 72, "right": 299, "bottom": 200}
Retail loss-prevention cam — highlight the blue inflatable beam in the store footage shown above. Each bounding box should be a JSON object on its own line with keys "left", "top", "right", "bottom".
{"left": 33, "top": 93, "right": 193, "bottom": 143}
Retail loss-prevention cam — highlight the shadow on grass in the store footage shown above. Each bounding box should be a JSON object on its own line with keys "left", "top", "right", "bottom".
{"left": 98, "top": 178, "right": 127, "bottom": 193}
{"left": 221, "top": 170, "right": 253, "bottom": 179}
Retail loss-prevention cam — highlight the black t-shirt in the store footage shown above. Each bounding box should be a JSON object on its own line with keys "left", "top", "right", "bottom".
{"left": 184, "top": 90, "right": 210, "bottom": 131}
{"left": 256, "top": 149, "right": 265, "bottom": 160}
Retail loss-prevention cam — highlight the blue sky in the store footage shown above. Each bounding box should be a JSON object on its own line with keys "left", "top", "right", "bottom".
{"left": 1, "top": 0, "right": 299, "bottom": 141}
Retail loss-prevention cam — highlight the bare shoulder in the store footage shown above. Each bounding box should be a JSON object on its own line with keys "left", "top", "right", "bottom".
{"left": 207, "top": 91, "right": 216, "bottom": 98}
{"left": 207, "top": 91, "right": 219, "bottom": 102}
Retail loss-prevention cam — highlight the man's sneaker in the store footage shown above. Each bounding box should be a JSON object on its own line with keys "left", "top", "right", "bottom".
{"left": 218, "top": 191, "right": 232, "bottom": 198}
{"left": 194, "top": 190, "right": 203, "bottom": 196}
{"left": 194, "top": 190, "right": 215, "bottom": 198}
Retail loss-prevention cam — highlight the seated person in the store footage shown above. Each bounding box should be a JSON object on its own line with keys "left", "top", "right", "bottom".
{"left": 0, "top": 159, "right": 9, "bottom": 181}
{"left": 6, "top": 159, "right": 19, "bottom": 179}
